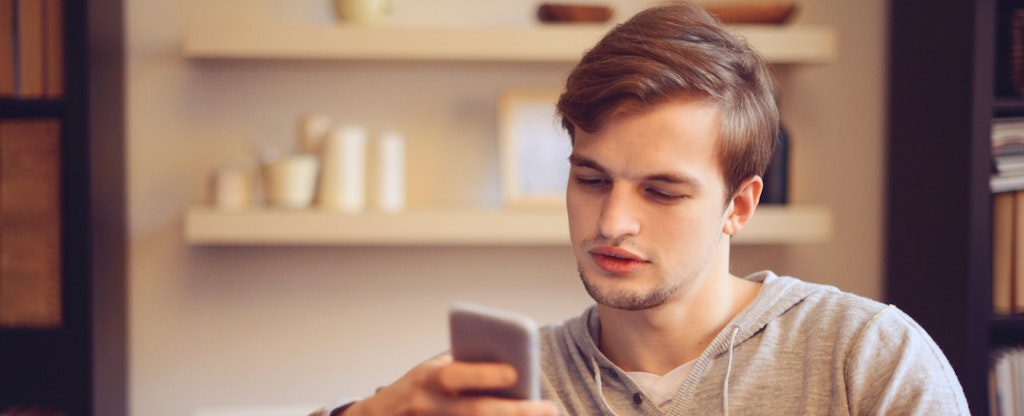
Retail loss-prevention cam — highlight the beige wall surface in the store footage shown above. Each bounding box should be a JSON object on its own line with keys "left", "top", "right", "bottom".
{"left": 126, "top": 0, "right": 887, "bottom": 414}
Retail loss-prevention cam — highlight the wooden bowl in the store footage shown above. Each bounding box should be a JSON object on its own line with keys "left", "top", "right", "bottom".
{"left": 537, "top": 3, "right": 615, "bottom": 23}
{"left": 701, "top": 1, "right": 798, "bottom": 24}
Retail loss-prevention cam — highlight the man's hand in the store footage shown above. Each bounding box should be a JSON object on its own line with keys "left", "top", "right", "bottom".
{"left": 343, "top": 355, "right": 559, "bottom": 415}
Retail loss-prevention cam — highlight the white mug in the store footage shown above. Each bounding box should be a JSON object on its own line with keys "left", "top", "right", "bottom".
{"left": 263, "top": 154, "right": 320, "bottom": 209}
{"left": 335, "top": 0, "right": 392, "bottom": 24}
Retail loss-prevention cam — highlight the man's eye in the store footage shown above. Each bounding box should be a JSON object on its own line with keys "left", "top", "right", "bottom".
{"left": 573, "top": 176, "right": 608, "bottom": 187}
{"left": 645, "top": 188, "right": 684, "bottom": 202}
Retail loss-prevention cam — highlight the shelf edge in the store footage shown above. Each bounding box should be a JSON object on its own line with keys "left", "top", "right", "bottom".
{"left": 183, "top": 205, "right": 831, "bottom": 246}
{"left": 182, "top": 22, "right": 837, "bottom": 64}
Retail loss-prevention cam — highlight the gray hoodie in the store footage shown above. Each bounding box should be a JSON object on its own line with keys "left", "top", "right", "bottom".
{"left": 539, "top": 271, "right": 970, "bottom": 415}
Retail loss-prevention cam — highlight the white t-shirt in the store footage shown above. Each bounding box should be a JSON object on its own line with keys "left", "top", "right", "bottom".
{"left": 626, "top": 360, "right": 696, "bottom": 410}
{"left": 624, "top": 274, "right": 777, "bottom": 410}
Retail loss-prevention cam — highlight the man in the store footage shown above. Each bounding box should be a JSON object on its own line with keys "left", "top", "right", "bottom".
{"left": 315, "top": 2, "right": 969, "bottom": 415}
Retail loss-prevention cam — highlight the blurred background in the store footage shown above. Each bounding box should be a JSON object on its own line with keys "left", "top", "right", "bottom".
{"left": 118, "top": 0, "right": 883, "bottom": 414}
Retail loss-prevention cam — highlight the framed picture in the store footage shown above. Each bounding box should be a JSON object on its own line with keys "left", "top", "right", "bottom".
{"left": 498, "top": 90, "right": 573, "bottom": 209}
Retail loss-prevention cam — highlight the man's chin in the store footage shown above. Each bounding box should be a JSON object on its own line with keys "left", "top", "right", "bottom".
{"left": 595, "top": 296, "right": 665, "bottom": 312}
{"left": 579, "top": 268, "right": 668, "bottom": 311}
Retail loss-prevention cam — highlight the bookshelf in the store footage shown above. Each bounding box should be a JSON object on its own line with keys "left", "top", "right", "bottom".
{"left": 884, "top": 0, "right": 1006, "bottom": 413}
{"left": 0, "top": 0, "right": 85, "bottom": 413}
{"left": 0, "top": 0, "right": 126, "bottom": 415}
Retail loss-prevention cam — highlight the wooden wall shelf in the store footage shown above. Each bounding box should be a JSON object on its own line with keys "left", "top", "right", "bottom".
{"left": 182, "top": 21, "right": 836, "bottom": 64}
{"left": 184, "top": 205, "right": 832, "bottom": 246}
{"left": 180, "top": 10, "right": 836, "bottom": 249}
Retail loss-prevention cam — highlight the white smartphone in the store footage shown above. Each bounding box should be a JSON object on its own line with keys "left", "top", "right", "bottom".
{"left": 448, "top": 301, "right": 540, "bottom": 400}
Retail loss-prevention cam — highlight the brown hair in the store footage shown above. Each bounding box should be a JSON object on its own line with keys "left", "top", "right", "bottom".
{"left": 556, "top": 1, "right": 779, "bottom": 200}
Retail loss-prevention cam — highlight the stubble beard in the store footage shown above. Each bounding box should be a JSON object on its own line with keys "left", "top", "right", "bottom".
{"left": 577, "top": 264, "right": 683, "bottom": 311}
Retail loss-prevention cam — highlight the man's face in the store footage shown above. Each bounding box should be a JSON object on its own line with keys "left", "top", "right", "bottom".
{"left": 566, "top": 98, "right": 733, "bottom": 311}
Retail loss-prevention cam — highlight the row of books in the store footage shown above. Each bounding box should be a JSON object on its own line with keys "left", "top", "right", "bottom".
{"left": 0, "top": 0, "right": 63, "bottom": 99}
{"left": 992, "top": 346, "right": 1024, "bottom": 416}
{"left": 993, "top": 119, "right": 1024, "bottom": 314}
{"left": 994, "top": 118, "right": 1024, "bottom": 193}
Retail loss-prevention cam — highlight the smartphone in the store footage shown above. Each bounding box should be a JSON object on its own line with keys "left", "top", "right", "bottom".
{"left": 448, "top": 301, "right": 540, "bottom": 400}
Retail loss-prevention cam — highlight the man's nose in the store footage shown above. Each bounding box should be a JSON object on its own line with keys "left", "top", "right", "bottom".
{"left": 598, "top": 185, "right": 641, "bottom": 240}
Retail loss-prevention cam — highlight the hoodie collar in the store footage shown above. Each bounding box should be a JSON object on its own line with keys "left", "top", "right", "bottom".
{"left": 565, "top": 271, "right": 831, "bottom": 413}
{"left": 576, "top": 271, "right": 824, "bottom": 359}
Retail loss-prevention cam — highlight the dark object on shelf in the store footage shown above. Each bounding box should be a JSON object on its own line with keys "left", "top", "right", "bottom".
{"left": 701, "top": 1, "right": 797, "bottom": 24}
{"left": 997, "top": 2, "right": 1024, "bottom": 97}
{"left": 761, "top": 126, "right": 789, "bottom": 205}
{"left": 537, "top": 3, "right": 614, "bottom": 23}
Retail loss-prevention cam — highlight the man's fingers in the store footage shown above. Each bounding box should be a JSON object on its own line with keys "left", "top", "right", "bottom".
{"left": 365, "top": 355, "right": 557, "bottom": 416}
{"left": 435, "top": 360, "right": 518, "bottom": 394}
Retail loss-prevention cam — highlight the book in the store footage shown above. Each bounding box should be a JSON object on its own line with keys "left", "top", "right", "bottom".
{"left": 991, "top": 347, "right": 1016, "bottom": 416}
{"left": 761, "top": 126, "right": 789, "bottom": 204}
{"left": 0, "top": 0, "right": 14, "bottom": 97}
{"left": 1014, "top": 351, "right": 1024, "bottom": 415}
{"left": 0, "top": 119, "right": 62, "bottom": 328}
{"left": 991, "top": 173, "right": 1024, "bottom": 193}
{"left": 43, "top": 0, "right": 62, "bottom": 98}
{"left": 991, "top": 190, "right": 1024, "bottom": 315}
{"left": 989, "top": 119, "right": 1024, "bottom": 192}
{"left": 993, "top": 118, "right": 1024, "bottom": 147}
{"left": 995, "top": 153, "right": 1024, "bottom": 175}
{"left": 994, "top": 191, "right": 1015, "bottom": 315}
{"left": 15, "top": 0, "right": 44, "bottom": 98}
{"left": 1014, "top": 191, "right": 1024, "bottom": 315}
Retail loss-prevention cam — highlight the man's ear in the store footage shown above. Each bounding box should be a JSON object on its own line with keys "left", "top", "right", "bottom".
{"left": 723, "top": 176, "right": 763, "bottom": 236}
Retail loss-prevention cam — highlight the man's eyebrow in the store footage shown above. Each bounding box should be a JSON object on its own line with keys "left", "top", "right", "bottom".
{"left": 646, "top": 172, "right": 701, "bottom": 187}
{"left": 568, "top": 154, "right": 604, "bottom": 171}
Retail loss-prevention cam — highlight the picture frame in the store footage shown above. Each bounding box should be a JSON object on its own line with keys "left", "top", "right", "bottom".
{"left": 498, "top": 90, "right": 573, "bottom": 209}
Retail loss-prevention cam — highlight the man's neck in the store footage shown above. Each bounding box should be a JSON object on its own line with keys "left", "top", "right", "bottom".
{"left": 596, "top": 273, "right": 761, "bottom": 376}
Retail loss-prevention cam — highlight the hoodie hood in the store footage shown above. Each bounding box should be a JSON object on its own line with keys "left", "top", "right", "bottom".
{"left": 541, "top": 270, "right": 837, "bottom": 415}
{"left": 538, "top": 271, "right": 968, "bottom": 415}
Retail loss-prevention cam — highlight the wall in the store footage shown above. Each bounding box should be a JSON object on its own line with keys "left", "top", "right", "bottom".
{"left": 125, "top": 0, "right": 888, "bottom": 414}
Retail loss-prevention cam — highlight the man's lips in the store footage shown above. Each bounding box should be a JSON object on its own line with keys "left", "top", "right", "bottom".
{"left": 589, "top": 246, "right": 648, "bottom": 275}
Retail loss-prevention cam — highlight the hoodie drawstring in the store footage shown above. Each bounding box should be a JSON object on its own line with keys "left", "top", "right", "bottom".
{"left": 592, "top": 357, "right": 622, "bottom": 416}
{"left": 722, "top": 326, "right": 740, "bottom": 416}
